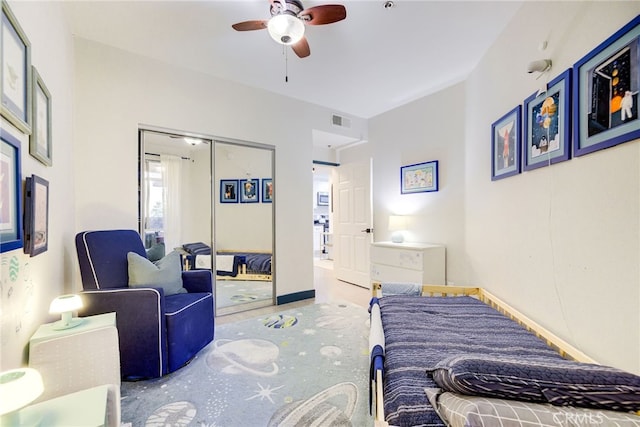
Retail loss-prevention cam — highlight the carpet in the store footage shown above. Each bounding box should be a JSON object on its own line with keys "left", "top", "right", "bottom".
{"left": 216, "top": 280, "right": 273, "bottom": 309}
{"left": 120, "top": 301, "right": 372, "bottom": 426}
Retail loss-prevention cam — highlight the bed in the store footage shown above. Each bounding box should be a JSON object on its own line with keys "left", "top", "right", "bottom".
{"left": 180, "top": 242, "right": 272, "bottom": 281}
{"left": 369, "top": 283, "right": 640, "bottom": 427}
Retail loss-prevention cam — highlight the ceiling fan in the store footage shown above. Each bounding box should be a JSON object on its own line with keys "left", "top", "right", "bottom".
{"left": 231, "top": 0, "right": 347, "bottom": 58}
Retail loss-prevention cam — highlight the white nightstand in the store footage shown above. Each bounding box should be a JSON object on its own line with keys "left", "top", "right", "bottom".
{"left": 29, "top": 312, "right": 120, "bottom": 403}
{"left": 370, "top": 241, "right": 446, "bottom": 285}
{"left": 16, "top": 384, "right": 110, "bottom": 427}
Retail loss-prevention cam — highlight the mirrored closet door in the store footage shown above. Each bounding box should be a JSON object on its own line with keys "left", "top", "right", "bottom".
{"left": 213, "top": 141, "right": 275, "bottom": 316}
{"left": 139, "top": 129, "right": 275, "bottom": 316}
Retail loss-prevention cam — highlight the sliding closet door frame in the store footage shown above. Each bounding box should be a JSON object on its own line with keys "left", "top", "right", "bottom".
{"left": 212, "top": 137, "right": 276, "bottom": 314}
{"left": 138, "top": 126, "right": 276, "bottom": 316}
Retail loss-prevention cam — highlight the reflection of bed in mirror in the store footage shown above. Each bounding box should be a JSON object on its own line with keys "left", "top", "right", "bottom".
{"left": 180, "top": 242, "right": 272, "bottom": 281}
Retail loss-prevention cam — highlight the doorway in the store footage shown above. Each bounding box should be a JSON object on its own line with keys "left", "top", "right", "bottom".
{"left": 313, "top": 163, "right": 333, "bottom": 266}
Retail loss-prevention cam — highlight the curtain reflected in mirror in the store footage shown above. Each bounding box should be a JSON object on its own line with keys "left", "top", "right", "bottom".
{"left": 139, "top": 129, "right": 275, "bottom": 317}
{"left": 139, "top": 130, "right": 212, "bottom": 261}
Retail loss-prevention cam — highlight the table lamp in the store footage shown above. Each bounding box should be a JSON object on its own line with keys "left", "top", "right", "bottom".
{"left": 0, "top": 368, "right": 44, "bottom": 425}
{"left": 388, "top": 215, "right": 407, "bottom": 243}
{"left": 49, "top": 294, "right": 84, "bottom": 330}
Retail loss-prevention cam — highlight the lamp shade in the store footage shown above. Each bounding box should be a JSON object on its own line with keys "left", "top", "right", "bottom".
{"left": 267, "top": 14, "right": 305, "bottom": 45}
{"left": 388, "top": 215, "right": 407, "bottom": 243}
{"left": 388, "top": 215, "right": 407, "bottom": 231}
{"left": 0, "top": 368, "right": 43, "bottom": 415}
{"left": 49, "top": 294, "right": 84, "bottom": 330}
{"left": 49, "top": 294, "right": 83, "bottom": 314}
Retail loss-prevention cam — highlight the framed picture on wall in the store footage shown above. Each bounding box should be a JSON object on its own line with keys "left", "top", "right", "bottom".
{"left": 523, "top": 68, "right": 572, "bottom": 171}
{"left": 401, "top": 160, "right": 439, "bottom": 194}
{"left": 1, "top": 1, "right": 32, "bottom": 135}
{"left": 220, "top": 179, "right": 238, "bottom": 203}
{"left": 240, "top": 178, "right": 259, "bottom": 203}
{"left": 262, "top": 178, "right": 273, "bottom": 203}
{"left": 30, "top": 66, "right": 52, "bottom": 166}
{"left": 573, "top": 15, "right": 640, "bottom": 157}
{"left": 0, "top": 131, "right": 23, "bottom": 253}
{"left": 317, "top": 191, "right": 329, "bottom": 206}
{"left": 24, "top": 174, "right": 49, "bottom": 257}
{"left": 491, "top": 105, "right": 521, "bottom": 181}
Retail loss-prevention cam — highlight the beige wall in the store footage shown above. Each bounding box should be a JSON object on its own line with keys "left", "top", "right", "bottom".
{"left": 214, "top": 142, "right": 273, "bottom": 251}
{"left": 368, "top": 82, "right": 467, "bottom": 284}
{"left": 0, "top": 1, "right": 76, "bottom": 369}
{"left": 465, "top": 1, "right": 640, "bottom": 373}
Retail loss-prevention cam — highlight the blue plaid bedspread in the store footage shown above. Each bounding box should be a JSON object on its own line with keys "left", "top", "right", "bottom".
{"left": 379, "top": 295, "right": 564, "bottom": 427}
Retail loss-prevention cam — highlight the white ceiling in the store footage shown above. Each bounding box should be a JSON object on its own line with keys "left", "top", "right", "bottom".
{"left": 62, "top": 0, "right": 522, "bottom": 146}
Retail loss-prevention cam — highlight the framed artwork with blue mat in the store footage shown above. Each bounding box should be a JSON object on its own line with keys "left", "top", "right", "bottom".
{"left": 573, "top": 15, "right": 640, "bottom": 157}
{"left": 523, "top": 68, "right": 572, "bottom": 171}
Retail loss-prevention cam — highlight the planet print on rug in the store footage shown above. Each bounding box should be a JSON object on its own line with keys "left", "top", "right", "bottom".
{"left": 206, "top": 338, "right": 280, "bottom": 376}
{"left": 144, "top": 401, "right": 196, "bottom": 427}
{"left": 267, "top": 382, "right": 358, "bottom": 426}
{"left": 263, "top": 314, "right": 298, "bottom": 329}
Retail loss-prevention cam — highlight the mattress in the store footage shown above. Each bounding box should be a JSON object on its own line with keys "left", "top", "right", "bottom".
{"left": 379, "top": 295, "right": 565, "bottom": 427}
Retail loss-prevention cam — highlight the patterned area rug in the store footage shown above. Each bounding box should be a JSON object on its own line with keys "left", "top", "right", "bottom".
{"left": 120, "top": 301, "right": 371, "bottom": 426}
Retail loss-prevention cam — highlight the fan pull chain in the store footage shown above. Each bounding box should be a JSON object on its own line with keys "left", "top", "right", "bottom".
{"left": 284, "top": 45, "right": 289, "bottom": 83}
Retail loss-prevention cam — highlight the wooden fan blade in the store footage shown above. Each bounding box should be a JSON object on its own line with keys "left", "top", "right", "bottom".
{"left": 299, "top": 5, "right": 346, "bottom": 25}
{"left": 292, "top": 36, "right": 310, "bottom": 58}
{"left": 232, "top": 20, "right": 268, "bottom": 31}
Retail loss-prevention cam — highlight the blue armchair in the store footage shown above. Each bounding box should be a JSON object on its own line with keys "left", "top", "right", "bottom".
{"left": 75, "top": 230, "right": 214, "bottom": 380}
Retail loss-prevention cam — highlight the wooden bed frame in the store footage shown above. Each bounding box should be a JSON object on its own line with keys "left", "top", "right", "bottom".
{"left": 215, "top": 249, "right": 272, "bottom": 282}
{"left": 370, "top": 282, "right": 597, "bottom": 427}
{"left": 216, "top": 269, "right": 271, "bottom": 282}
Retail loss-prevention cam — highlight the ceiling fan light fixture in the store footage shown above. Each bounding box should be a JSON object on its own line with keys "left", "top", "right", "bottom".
{"left": 268, "top": 14, "right": 305, "bottom": 45}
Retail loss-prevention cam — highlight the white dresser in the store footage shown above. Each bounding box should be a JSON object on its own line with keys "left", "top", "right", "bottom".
{"left": 370, "top": 241, "right": 446, "bottom": 285}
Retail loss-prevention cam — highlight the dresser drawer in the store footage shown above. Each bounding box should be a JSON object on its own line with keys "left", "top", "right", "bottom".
{"left": 371, "top": 263, "right": 424, "bottom": 283}
{"left": 370, "top": 242, "right": 446, "bottom": 285}
{"left": 370, "top": 245, "right": 423, "bottom": 271}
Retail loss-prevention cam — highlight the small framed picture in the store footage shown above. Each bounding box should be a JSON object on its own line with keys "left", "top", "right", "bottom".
{"left": 491, "top": 105, "right": 521, "bottom": 181}
{"left": 317, "top": 191, "right": 328, "bottom": 206}
{"left": 573, "top": 15, "right": 640, "bottom": 157}
{"left": 30, "top": 66, "right": 52, "bottom": 166}
{"left": 0, "top": 131, "right": 23, "bottom": 253}
{"left": 1, "top": 1, "right": 32, "bottom": 135}
{"left": 24, "top": 174, "right": 49, "bottom": 257}
{"left": 262, "top": 178, "right": 273, "bottom": 203}
{"left": 220, "top": 179, "right": 238, "bottom": 203}
{"left": 240, "top": 178, "right": 259, "bottom": 203}
{"left": 523, "top": 68, "right": 572, "bottom": 171}
{"left": 401, "top": 160, "right": 439, "bottom": 194}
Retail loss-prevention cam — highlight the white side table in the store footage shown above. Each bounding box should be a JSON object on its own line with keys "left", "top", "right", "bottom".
{"left": 29, "top": 312, "right": 120, "bottom": 403}
{"left": 16, "top": 384, "right": 110, "bottom": 427}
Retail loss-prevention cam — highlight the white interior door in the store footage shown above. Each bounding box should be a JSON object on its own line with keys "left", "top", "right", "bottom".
{"left": 332, "top": 159, "right": 373, "bottom": 288}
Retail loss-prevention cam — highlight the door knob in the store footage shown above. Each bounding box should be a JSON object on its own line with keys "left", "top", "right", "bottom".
{"left": 361, "top": 228, "right": 373, "bottom": 233}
